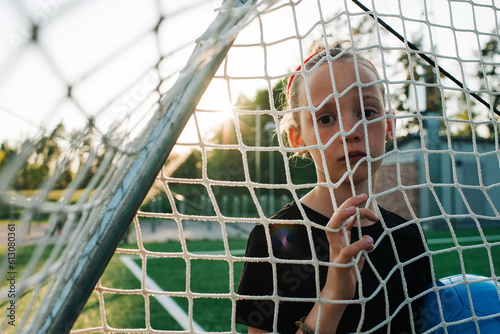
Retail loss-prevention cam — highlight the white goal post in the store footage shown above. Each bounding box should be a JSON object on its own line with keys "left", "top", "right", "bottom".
{"left": 0, "top": 0, "right": 499, "bottom": 333}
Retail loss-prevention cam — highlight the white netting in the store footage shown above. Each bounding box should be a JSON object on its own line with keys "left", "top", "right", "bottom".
{"left": 0, "top": 0, "right": 499, "bottom": 333}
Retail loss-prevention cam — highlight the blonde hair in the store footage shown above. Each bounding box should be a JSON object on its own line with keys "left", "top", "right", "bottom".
{"left": 279, "top": 44, "right": 384, "bottom": 154}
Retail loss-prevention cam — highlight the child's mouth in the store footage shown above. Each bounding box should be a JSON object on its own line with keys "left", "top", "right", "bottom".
{"left": 342, "top": 151, "right": 366, "bottom": 163}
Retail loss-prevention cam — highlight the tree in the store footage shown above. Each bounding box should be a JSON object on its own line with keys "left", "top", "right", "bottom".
{"left": 475, "top": 35, "right": 500, "bottom": 138}
{"left": 1, "top": 122, "right": 107, "bottom": 191}
{"left": 441, "top": 34, "right": 500, "bottom": 139}
{"left": 169, "top": 79, "right": 317, "bottom": 215}
{"left": 0, "top": 142, "right": 15, "bottom": 169}
{"left": 478, "top": 36, "right": 500, "bottom": 112}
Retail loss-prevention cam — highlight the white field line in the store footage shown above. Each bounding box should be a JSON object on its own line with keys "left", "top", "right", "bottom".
{"left": 120, "top": 255, "right": 205, "bottom": 332}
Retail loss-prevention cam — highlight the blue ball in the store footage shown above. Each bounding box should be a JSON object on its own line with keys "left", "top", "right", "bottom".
{"left": 418, "top": 274, "right": 500, "bottom": 333}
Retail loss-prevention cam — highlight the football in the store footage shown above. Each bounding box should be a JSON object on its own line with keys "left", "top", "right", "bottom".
{"left": 418, "top": 274, "right": 500, "bottom": 333}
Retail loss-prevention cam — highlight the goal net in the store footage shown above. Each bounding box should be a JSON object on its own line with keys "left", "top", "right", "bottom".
{"left": 0, "top": 0, "right": 499, "bottom": 333}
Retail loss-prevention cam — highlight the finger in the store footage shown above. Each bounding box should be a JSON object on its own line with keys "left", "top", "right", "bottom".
{"left": 355, "top": 208, "right": 379, "bottom": 224}
{"left": 327, "top": 205, "right": 379, "bottom": 231}
{"left": 337, "top": 193, "right": 369, "bottom": 211}
{"left": 343, "top": 208, "right": 379, "bottom": 230}
{"left": 337, "top": 236, "right": 374, "bottom": 265}
{"left": 326, "top": 206, "right": 358, "bottom": 230}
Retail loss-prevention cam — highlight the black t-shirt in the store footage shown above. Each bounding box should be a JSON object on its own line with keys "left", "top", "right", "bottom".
{"left": 236, "top": 202, "right": 431, "bottom": 333}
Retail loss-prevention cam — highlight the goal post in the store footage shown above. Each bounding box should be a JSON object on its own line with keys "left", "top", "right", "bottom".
{"left": 0, "top": 0, "right": 499, "bottom": 333}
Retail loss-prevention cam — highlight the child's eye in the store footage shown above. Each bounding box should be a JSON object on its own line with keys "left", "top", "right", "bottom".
{"left": 360, "top": 108, "right": 378, "bottom": 119}
{"left": 317, "top": 115, "right": 336, "bottom": 125}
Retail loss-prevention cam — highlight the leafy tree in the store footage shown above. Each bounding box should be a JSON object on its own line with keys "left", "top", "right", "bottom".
{"left": 0, "top": 142, "right": 15, "bottom": 169}
{"left": 170, "top": 79, "right": 316, "bottom": 214}
{"left": 477, "top": 36, "right": 500, "bottom": 112}
{"left": 474, "top": 35, "right": 500, "bottom": 138}
{"left": 0, "top": 122, "right": 109, "bottom": 191}
{"left": 440, "top": 34, "right": 500, "bottom": 139}
{"left": 10, "top": 122, "right": 69, "bottom": 189}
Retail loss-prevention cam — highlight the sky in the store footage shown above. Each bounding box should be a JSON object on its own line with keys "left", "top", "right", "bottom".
{"left": 0, "top": 0, "right": 497, "bottom": 146}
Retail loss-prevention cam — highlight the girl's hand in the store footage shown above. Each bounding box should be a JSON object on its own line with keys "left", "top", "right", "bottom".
{"left": 294, "top": 194, "right": 378, "bottom": 334}
{"left": 323, "top": 194, "right": 377, "bottom": 302}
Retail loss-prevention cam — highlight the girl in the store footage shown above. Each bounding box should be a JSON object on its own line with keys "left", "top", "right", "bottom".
{"left": 235, "top": 44, "right": 431, "bottom": 333}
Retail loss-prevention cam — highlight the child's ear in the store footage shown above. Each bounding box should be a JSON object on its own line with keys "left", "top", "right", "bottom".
{"left": 385, "top": 115, "right": 394, "bottom": 141}
{"left": 288, "top": 125, "right": 308, "bottom": 153}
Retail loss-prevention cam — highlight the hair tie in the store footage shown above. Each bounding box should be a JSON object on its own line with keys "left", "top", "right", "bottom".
{"left": 364, "top": 58, "right": 378, "bottom": 73}
{"left": 286, "top": 50, "right": 323, "bottom": 98}
{"left": 285, "top": 50, "right": 378, "bottom": 98}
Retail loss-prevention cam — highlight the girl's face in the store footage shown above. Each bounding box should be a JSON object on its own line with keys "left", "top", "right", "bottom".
{"left": 288, "top": 59, "right": 393, "bottom": 185}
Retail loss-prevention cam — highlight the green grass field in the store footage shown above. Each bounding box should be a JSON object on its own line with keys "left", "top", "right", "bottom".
{"left": 1, "top": 228, "right": 499, "bottom": 333}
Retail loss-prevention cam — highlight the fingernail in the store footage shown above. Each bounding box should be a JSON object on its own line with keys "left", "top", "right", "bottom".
{"left": 358, "top": 193, "right": 367, "bottom": 200}
{"left": 346, "top": 206, "right": 355, "bottom": 213}
{"left": 364, "top": 237, "right": 373, "bottom": 245}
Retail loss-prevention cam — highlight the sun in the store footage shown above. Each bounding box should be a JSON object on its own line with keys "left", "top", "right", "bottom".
{"left": 174, "top": 81, "right": 236, "bottom": 150}
{"left": 219, "top": 101, "right": 234, "bottom": 122}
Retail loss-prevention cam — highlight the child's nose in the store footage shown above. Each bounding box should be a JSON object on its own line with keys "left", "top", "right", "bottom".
{"left": 340, "top": 116, "right": 363, "bottom": 141}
